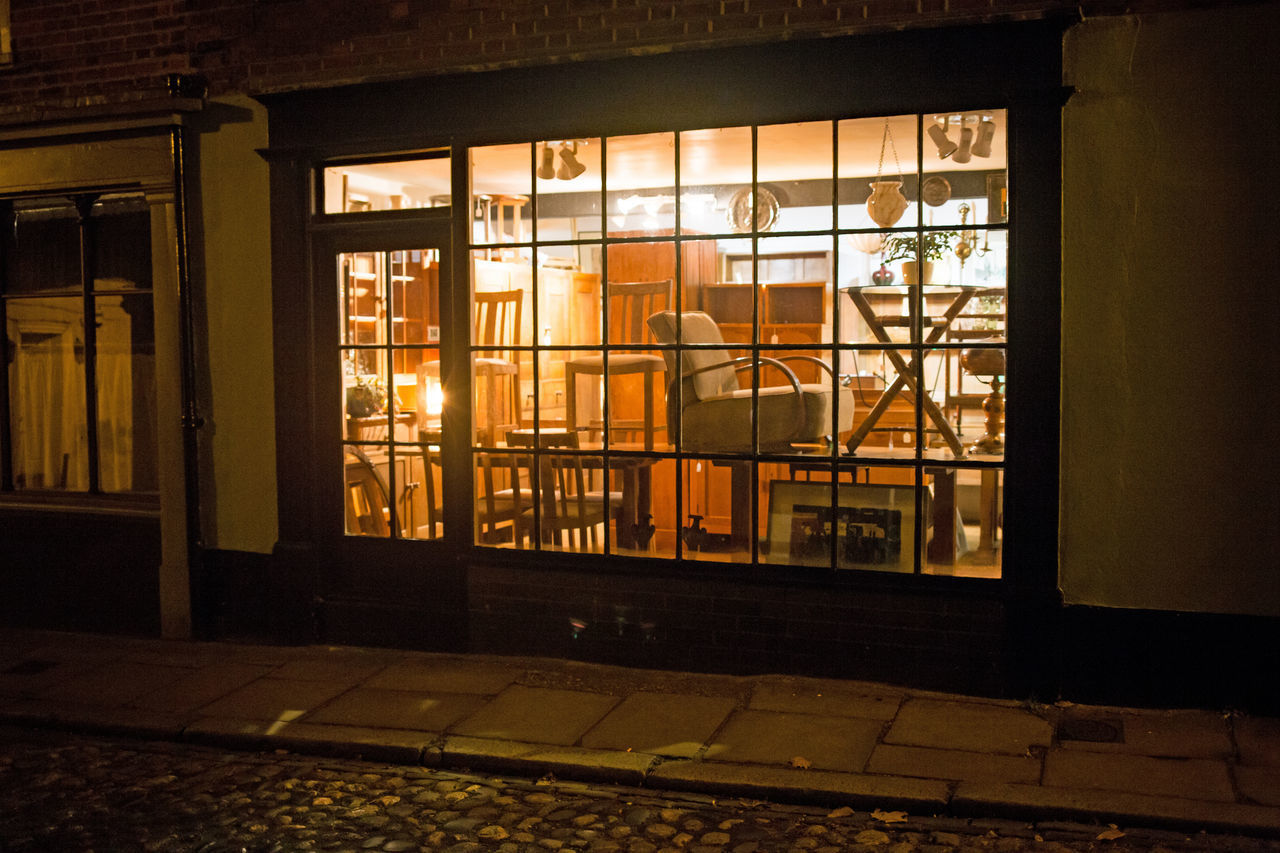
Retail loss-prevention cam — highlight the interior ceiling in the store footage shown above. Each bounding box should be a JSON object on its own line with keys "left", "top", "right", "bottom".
{"left": 354, "top": 112, "right": 1007, "bottom": 200}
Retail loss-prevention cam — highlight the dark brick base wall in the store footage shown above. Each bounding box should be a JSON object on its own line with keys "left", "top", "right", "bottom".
{"left": 0, "top": 509, "right": 160, "bottom": 636}
{"left": 467, "top": 562, "right": 1007, "bottom": 697}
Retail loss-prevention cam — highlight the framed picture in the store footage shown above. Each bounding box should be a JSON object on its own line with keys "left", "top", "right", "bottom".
{"left": 986, "top": 173, "right": 1008, "bottom": 224}
{"left": 766, "top": 480, "right": 917, "bottom": 573}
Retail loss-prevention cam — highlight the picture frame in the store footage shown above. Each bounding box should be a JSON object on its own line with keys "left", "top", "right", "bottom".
{"left": 766, "top": 480, "right": 917, "bottom": 572}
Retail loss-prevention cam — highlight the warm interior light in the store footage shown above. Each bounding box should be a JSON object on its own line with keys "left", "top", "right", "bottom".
{"left": 426, "top": 380, "right": 444, "bottom": 416}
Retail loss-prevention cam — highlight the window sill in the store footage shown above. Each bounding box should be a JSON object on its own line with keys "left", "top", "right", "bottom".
{"left": 0, "top": 492, "right": 160, "bottom": 518}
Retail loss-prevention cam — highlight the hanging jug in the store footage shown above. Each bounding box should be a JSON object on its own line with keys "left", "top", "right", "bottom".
{"left": 866, "top": 181, "right": 908, "bottom": 228}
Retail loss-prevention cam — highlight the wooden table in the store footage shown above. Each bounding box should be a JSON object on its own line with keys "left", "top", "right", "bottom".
{"left": 842, "top": 284, "right": 983, "bottom": 458}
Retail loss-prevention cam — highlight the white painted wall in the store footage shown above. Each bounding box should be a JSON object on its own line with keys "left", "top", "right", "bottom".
{"left": 1060, "top": 3, "right": 1280, "bottom": 615}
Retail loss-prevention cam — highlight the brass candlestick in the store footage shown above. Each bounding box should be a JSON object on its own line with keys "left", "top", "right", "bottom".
{"left": 960, "top": 346, "right": 1005, "bottom": 454}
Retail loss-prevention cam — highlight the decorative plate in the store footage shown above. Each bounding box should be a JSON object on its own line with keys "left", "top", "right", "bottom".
{"left": 921, "top": 175, "right": 952, "bottom": 207}
{"left": 727, "top": 186, "right": 779, "bottom": 233}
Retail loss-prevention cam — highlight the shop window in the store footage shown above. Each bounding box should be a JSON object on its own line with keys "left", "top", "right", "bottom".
{"left": 1, "top": 194, "right": 158, "bottom": 495}
{"left": 466, "top": 112, "right": 1008, "bottom": 577}
{"left": 321, "top": 154, "right": 451, "bottom": 214}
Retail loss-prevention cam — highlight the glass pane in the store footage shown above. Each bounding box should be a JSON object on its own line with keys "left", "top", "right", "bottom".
{"left": 919, "top": 110, "right": 1007, "bottom": 228}
{"left": 539, "top": 248, "right": 597, "bottom": 348}
{"left": 842, "top": 348, "right": 916, "bottom": 460}
{"left": 322, "top": 156, "right": 451, "bottom": 214}
{"left": 924, "top": 466, "right": 1002, "bottom": 579}
{"left": 761, "top": 464, "right": 839, "bottom": 567}
{"left": 96, "top": 294, "right": 157, "bottom": 494}
{"left": 605, "top": 244, "right": 675, "bottom": 346}
{"left": 758, "top": 120, "right": 833, "bottom": 232}
{"left": 627, "top": 456, "right": 675, "bottom": 558}
{"left": 832, "top": 466, "right": 920, "bottom": 574}
{"left": 389, "top": 249, "right": 439, "bottom": 345}
{"left": 930, "top": 343, "right": 1007, "bottom": 464}
{"left": 340, "top": 251, "right": 384, "bottom": 348}
{"left": 344, "top": 445, "right": 391, "bottom": 537}
{"left": 760, "top": 346, "right": 839, "bottom": 458}
{"left": 475, "top": 449, "right": 530, "bottom": 548}
{"left": 473, "top": 351, "right": 524, "bottom": 447}
{"left": 92, "top": 195, "right": 151, "bottom": 292}
{"left": 602, "top": 348, "right": 668, "bottom": 451}
{"left": 7, "top": 296, "right": 88, "bottom": 490}
{"left": 680, "top": 457, "right": 751, "bottom": 563}
{"left": 402, "top": 442, "right": 441, "bottom": 540}
{"left": 758, "top": 235, "right": 833, "bottom": 346}
{"left": 837, "top": 115, "right": 919, "bottom": 231}
{"left": 535, "top": 138, "right": 601, "bottom": 238}
{"left": 677, "top": 346, "right": 750, "bottom": 454}
{"left": 471, "top": 143, "right": 531, "bottom": 249}
{"left": 8, "top": 198, "right": 80, "bottom": 295}
{"left": 606, "top": 132, "right": 676, "bottom": 236}
{"left": 679, "top": 126, "right": 751, "bottom": 236}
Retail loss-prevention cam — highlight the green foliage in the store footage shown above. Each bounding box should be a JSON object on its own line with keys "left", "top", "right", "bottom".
{"left": 880, "top": 231, "right": 958, "bottom": 264}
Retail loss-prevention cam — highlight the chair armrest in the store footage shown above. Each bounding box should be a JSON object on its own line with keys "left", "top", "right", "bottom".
{"left": 684, "top": 356, "right": 804, "bottom": 395}
{"left": 774, "top": 354, "right": 837, "bottom": 382}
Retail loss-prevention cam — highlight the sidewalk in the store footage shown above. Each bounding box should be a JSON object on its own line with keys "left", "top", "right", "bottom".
{"left": 1, "top": 627, "right": 1278, "bottom": 839}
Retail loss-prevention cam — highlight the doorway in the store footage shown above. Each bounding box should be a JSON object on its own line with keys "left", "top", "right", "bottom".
{"left": 314, "top": 220, "right": 466, "bottom": 650}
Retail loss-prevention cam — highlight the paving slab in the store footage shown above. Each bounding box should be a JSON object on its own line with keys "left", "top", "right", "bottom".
{"left": 0, "top": 657, "right": 97, "bottom": 697}
{"left": 749, "top": 680, "right": 902, "bottom": 721}
{"left": 1058, "top": 710, "right": 1232, "bottom": 759}
{"left": 365, "top": 660, "right": 520, "bottom": 695}
{"left": 866, "top": 743, "right": 1042, "bottom": 784}
{"left": 1237, "top": 764, "right": 1280, "bottom": 807}
{"left": 884, "top": 698, "right": 1052, "bottom": 755}
{"left": 449, "top": 685, "right": 620, "bottom": 745}
{"left": 1043, "top": 747, "right": 1235, "bottom": 802}
{"left": 183, "top": 716, "right": 431, "bottom": 763}
{"left": 304, "top": 686, "right": 486, "bottom": 731}
{"left": 129, "top": 662, "right": 274, "bottom": 713}
{"left": 954, "top": 781, "right": 1280, "bottom": 836}
{"left": 649, "top": 760, "right": 951, "bottom": 811}
{"left": 1238, "top": 716, "right": 1280, "bottom": 766}
{"left": 0, "top": 696, "right": 190, "bottom": 738}
{"left": 580, "top": 692, "right": 737, "bottom": 757}
{"left": 35, "top": 660, "right": 192, "bottom": 708}
{"left": 193, "top": 676, "right": 354, "bottom": 722}
{"left": 704, "top": 709, "right": 881, "bottom": 773}
{"left": 269, "top": 656, "right": 388, "bottom": 683}
{"left": 440, "top": 735, "right": 656, "bottom": 785}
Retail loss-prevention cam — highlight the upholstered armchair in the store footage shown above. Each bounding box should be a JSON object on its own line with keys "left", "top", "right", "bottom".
{"left": 646, "top": 311, "right": 853, "bottom": 453}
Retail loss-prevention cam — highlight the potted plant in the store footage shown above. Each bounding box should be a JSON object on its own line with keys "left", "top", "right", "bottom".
{"left": 881, "top": 231, "right": 957, "bottom": 284}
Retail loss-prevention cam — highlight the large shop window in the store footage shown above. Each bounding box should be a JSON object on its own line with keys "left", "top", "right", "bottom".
{"left": 0, "top": 194, "right": 158, "bottom": 496}
{"left": 458, "top": 115, "right": 1012, "bottom": 575}
{"left": 467, "top": 114, "right": 1009, "bottom": 576}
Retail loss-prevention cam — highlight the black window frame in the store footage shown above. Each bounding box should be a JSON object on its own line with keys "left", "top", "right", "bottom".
{"left": 0, "top": 189, "right": 160, "bottom": 510}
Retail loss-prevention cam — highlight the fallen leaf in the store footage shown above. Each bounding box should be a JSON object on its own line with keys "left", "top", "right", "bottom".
{"left": 1097, "top": 825, "right": 1126, "bottom": 841}
{"left": 871, "top": 808, "right": 908, "bottom": 823}
{"left": 854, "top": 828, "right": 891, "bottom": 846}
{"left": 789, "top": 756, "right": 812, "bottom": 769}
{"left": 827, "top": 806, "right": 855, "bottom": 819}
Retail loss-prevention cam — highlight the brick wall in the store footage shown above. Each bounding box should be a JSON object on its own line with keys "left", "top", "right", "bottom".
{"left": 0, "top": 0, "right": 1241, "bottom": 115}
{"left": 468, "top": 563, "right": 1007, "bottom": 696}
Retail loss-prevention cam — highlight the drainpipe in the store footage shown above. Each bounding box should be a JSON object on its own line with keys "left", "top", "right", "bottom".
{"left": 168, "top": 77, "right": 206, "bottom": 638}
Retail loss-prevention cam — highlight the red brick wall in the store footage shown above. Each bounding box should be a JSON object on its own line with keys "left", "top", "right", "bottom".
{"left": 0, "top": 0, "right": 1245, "bottom": 114}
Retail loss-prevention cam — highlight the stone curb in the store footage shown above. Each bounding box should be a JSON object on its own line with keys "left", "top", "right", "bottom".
{"left": 953, "top": 781, "right": 1280, "bottom": 837}
{"left": 646, "top": 759, "right": 952, "bottom": 812}
{"left": 439, "top": 735, "right": 658, "bottom": 786}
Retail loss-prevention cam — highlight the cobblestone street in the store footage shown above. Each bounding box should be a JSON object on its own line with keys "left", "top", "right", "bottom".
{"left": 0, "top": 726, "right": 1273, "bottom": 853}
